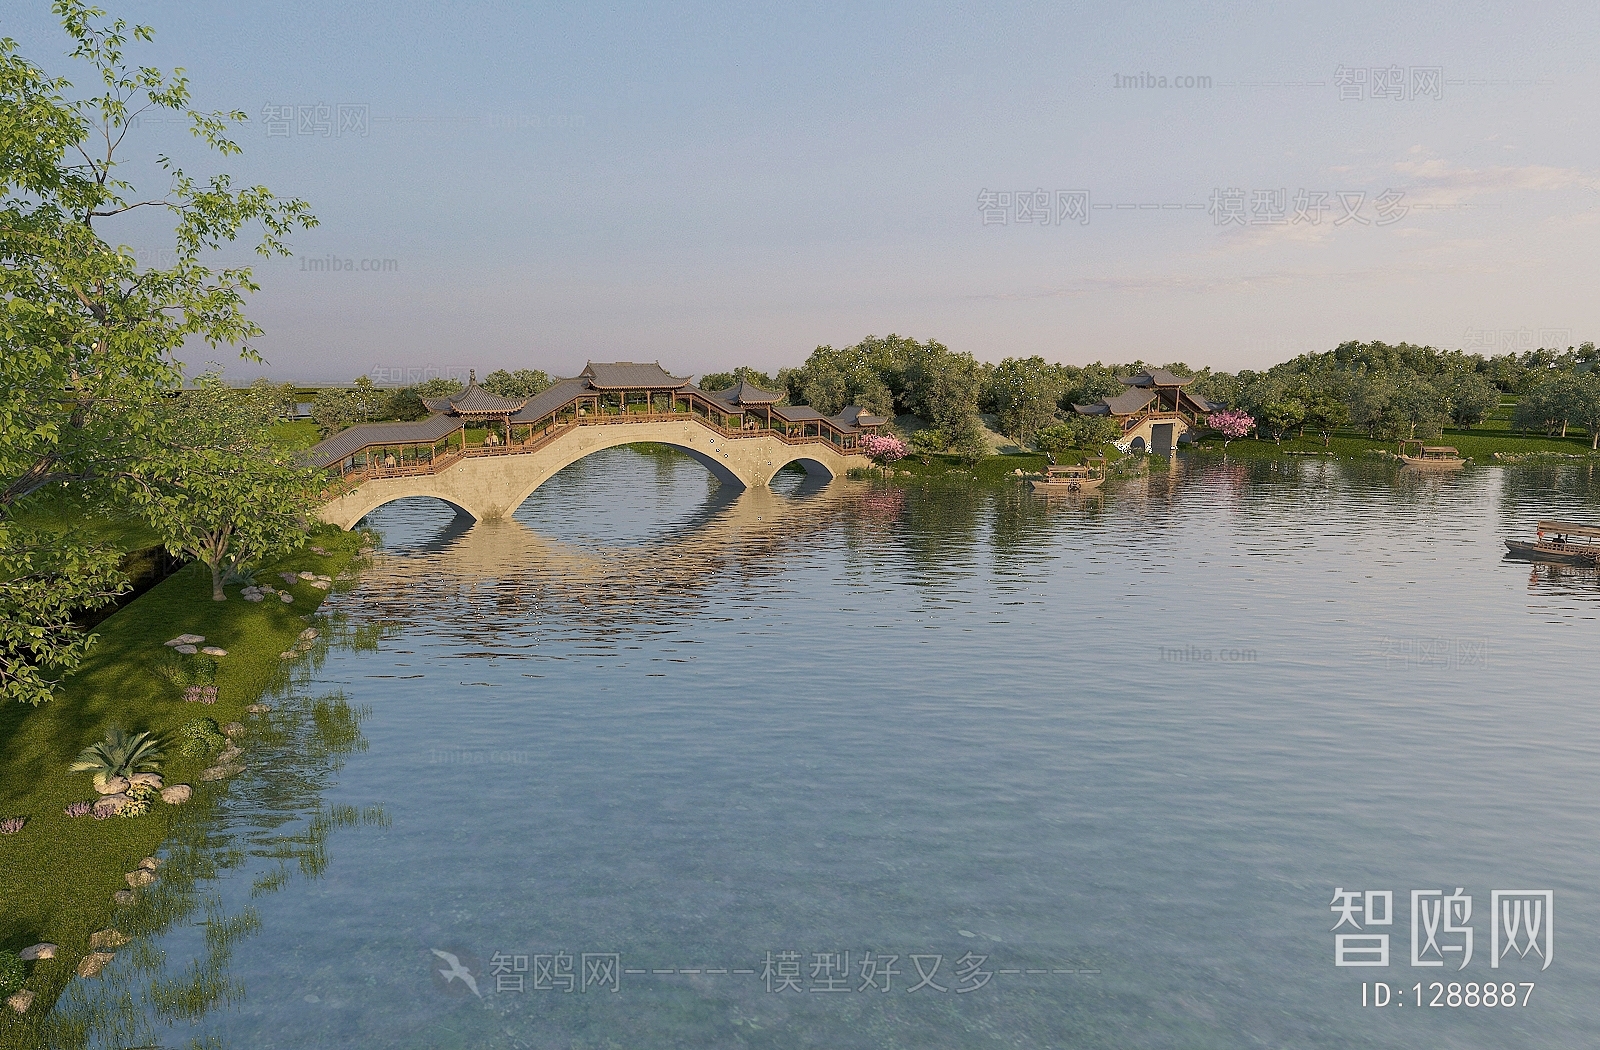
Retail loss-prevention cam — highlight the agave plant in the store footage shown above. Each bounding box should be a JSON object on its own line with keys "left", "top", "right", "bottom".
{"left": 69, "top": 728, "right": 165, "bottom": 792}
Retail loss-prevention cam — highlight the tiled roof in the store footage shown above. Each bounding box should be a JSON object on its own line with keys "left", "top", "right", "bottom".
{"left": 834, "top": 406, "right": 887, "bottom": 428}
{"left": 769, "top": 404, "right": 829, "bottom": 423}
{"left": 510, "top": 379, "right": 594, "bottom": 422}
{"left": 714, "top": 380, "right": 781, "bottom": 405}
{"left": 1103, "top": 388, "right": 1159, "bottom": 415}
{"left": 579, "top": 361, "right": 690, "bottom": 389}
{"left": 421, "top": 372, "right": 528, "bottom": 415}
{"left": 1121, "top": 368, "right": 1195, "bottom": 388}
{"left": 307, "top": 414, "right": 464, "bottom": 468}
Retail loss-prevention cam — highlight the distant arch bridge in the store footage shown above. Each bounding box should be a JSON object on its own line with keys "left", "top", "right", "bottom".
{"left": 310, "top": 362, "right": 885, "bottom": 530}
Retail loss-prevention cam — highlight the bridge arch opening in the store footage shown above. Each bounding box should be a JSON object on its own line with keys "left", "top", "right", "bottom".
{"left": 511, "top": 444, "right": 741, "bottom": 545}
{"left": 357, "top": 496, "right": 478, "bottom": 549}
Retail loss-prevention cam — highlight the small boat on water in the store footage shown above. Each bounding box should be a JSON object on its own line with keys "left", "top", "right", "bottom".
{"left": 1031, "top": 459, "right": 1106, "bottom": 494}
{"left": 1397, "top": 441, "right": 1466, "bottom": 469}
{"left": 1505, "top": 520, "right": 1600, "bottom": 566}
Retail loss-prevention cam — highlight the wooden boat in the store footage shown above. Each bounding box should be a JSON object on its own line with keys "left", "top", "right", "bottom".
{"left": 1031, "top": 459, "right": 1106, "bottom": 494}
{"left": 1397, "top": 441, "right": 1466, "bottom": 469}
{"left": 1504, "top": 520, "right": 1600, "bottom": 566}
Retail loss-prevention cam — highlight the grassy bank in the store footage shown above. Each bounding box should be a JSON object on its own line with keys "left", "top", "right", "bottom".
{"left": 0, "top": 525, "right": 364, "bottom": 1035}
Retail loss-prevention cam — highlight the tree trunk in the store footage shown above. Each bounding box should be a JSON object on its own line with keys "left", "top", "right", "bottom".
{"left": 1561, "top": 420, "right": 1568, "bottom": 437}
{"left": 208, "top": 560, "right": 226, "bottom": 601}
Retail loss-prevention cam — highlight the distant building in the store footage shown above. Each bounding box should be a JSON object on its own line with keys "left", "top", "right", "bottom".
{"left": 1072, "top": 369, "right": 1220, "bottom": 454}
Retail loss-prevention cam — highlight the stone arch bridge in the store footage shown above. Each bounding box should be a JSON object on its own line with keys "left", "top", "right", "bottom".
{"left": 311, "top": 362, "right": 883, "bottom": 530}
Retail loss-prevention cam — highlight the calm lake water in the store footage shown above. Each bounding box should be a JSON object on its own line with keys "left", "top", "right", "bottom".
{"left": 68, "top": 450, "right": 1600, "bottom": 1049}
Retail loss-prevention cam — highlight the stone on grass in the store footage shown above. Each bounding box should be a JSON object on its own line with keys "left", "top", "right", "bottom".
{"left": 310, "top": 580, "right": 331, "bottom": 590}
{"left": 216, "top": 745, "right": 243, "bottom": 764}
{"left": 7, "top": 990, "right": 35, "bottom": 1014}
{"left": 165, "top": 634, "right": 204, "bottom": 647}
{"left": 198, "top": 764, "right": 243, "bottom": 782}
{"left": 200, "top": 646, "right": 228, "bottom": 657}
{"left": 92, "top": 794, "right": 128, "bottom": 819}
{"left": 299, "top": 628, "right": 319, "bottom": 641}
{"left": 222, "top": 722, "right": 246, "bottom": 738}
{"left": 310, "top": 545, "right": 329, "bottom": 555}
{"left": 138, "top": 856, "right": 161, "bottom": 872}
{"left": 128, "top": 772, "right": 163, "bottom": 791}
{"left": 112, "top": 889, "right": 135, "bottom": 905}
{"left": 245, "top": 702, "right": 272, "bottom": 714}
{"left": 279, "top": 593, "right": 294, "bottom": 604}
{"left": 89, "top": 929, "right": 129, "bottom": 951}
{"left": 160, "top": 784, "right": 193, "bottom": 805}
{"left": 174, "top": 644, "right": 198, "bottom": 654}
{"left": 19, "top": 943, "right": 57, "bottom": 961}
{"left": 298, "top": 571, "right": 317, "bottom": 580}
{"left": 279, "top": 651, "right": 296, "bottom": 660}
{"left": 125, "top": 868, "right": 156, "bottom": 888}
{"left": 243, "top": 592, "right": 265, "bottom": 602}
{"left": 76, "top": 952, "right": 115, "bottom": 978}
{"left": 95, "top": 775, "right": 129, "bottom": 796}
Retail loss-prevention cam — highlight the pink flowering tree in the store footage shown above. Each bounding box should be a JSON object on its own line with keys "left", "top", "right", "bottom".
{"left": 1207, "top": 409, "right": 1256, "bottom": 450}
{"left": 861, "top": 434, "right": 908, "bottom": 464}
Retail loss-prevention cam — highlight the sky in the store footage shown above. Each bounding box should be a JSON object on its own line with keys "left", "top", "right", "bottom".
{"left": 6, "top": 0, "right": 1600, "bottom": 383}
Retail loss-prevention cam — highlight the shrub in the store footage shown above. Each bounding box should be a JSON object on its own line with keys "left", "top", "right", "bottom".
{"left": 179, "top": 717, "right": 226, "bottom": 756}
{"left": 70, "top": 728, "right": 165, "bottom": 791}
{"left": 64, "top": 801, "right": 93, "bottom": 818}
{"left": 0, "top": 950, "right": 24, "bottom": 997}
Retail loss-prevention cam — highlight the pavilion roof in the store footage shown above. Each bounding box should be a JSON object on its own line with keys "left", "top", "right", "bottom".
{"left": 834, "top": 406, "right": 888, "bottom": 428}
{"left": 509, "top": 378, "right": 594, "bottom": 422}
{"left": 1121, "top": 368, "right": 1196, "bottom": 388}
{"left": 420, "top": 371, "right": 529, "bottom": 416}
{"left": 579, "top": 361, "right": 691, "bottom": 390}
{"left": 714, "top": 380, "right": 782, "bottom": 405}
{"left": 308, "top": 414, "right": 464, "bottom": 468}
{"left": 769, "top": 404, "right": 830, "bottom": 423}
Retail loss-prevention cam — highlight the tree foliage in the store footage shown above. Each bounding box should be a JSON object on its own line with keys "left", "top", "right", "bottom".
{"left": 482, "top": 368, "right": 552, "bottom": 398}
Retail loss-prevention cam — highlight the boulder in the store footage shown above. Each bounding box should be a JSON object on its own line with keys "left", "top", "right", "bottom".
{"left": 245, "top": 703, "right": 272, "bottom": 714}
{"left": 243, "top": 592, "right": 264, "bottom": 602}
{"left": 279, "top": 651, "right": 296, "bottom": 660}
{"left": 92, "top": 794, "right": 128, "bottom": 818}
{"left": 89, "top": 929, "right": 129, "bottom": 951}
{"left": 298, "top": 571, "right": 317, "bottom": 580}
{"left": 7, "top": 990, "right": 34, "bottom": 1014}
{"left": 216, "top": 745, "right": 243, "bottom": 764}
{"left": 125, "top": 868, "right": 156, "bottom": 888}
{"left": 200, "top": 646, "right": 228, "bottom": 657}
{"left": 222, "top": 722, "right": 246, "bottom": 738}
{"left": 128, "top": 772, "right": 163, "bottom": 791}
{"left": 95, "top": 775, "right": 130, "bottom": 795}
{"left": 310, "top": 545, "right": 329, "bottom": 555}
{"left": 112, "top": 890, "right": 135, "bottom": 905}
{"left": 18, "top": 943, "right": 57, "bottom": 961}
{"left": 310, "top": 580, "right": 331, "bottom": 590}
{"left": 137, "top": 856, "right": 161, "bottom": 871}
{"left": 198, "top": 764, "right": 243, "bottom": 782}
{"left": 160, "top": 784, "right": 193, "bottom": 805}
{"left": 279, "top": 572, "right": 300, "bottom": 586}
{"left": 174, "top": 644, "right": 198, "bottom": 654}
{"left": 76, "top": 952, "right": 115, "bottom": 978}
{"left": 279, "top": 593, "right": 294, "bottom": 604}
{"left": 165, "top": 633, "right": 204, "bottom": 646}
{"left": 299, "top": 628, "right": 319, "bottom": 641}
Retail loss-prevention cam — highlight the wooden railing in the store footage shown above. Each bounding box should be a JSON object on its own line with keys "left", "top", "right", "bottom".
{"left": 330, "top": 411, "right": 863, "bottom": 483}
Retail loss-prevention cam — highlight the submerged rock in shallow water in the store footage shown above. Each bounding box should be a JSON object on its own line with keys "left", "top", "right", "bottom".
{"left": 76, "top": 952, "right": 115, "bottom": 978}
{"left": 112, "top": 889, "right": 135, "bottom": 905}
{"left": 89, "top": 929, "right": 129, "bottom": 951}
{"left": 125, "top": 868, "right": 156, "bottom": 888}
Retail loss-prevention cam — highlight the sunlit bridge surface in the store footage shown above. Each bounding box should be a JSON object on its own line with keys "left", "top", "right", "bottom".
{"left": 58, "top": 454, "right": 1600, "bottom": 1049}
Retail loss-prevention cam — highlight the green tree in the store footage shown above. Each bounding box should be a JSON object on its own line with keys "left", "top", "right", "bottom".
{"left": 1035, "top": 416, "right": 1119, "bottom": 454}
{"left": 414, "top": 376, "right": 463, "bottom": 398}
{"left": 351, "top": 374, "right": 385, "bottom": 421}
{"left": 1515, "top": 376, "right": 1576, "bottom": 436}
{"left": 1302, "top": 394, "right": 1348, "bottom": 447}
{"left": 1259, "top": 398, "right": 1306, "bottom": 444}
{"left": 0, "top": 3, "right": 314, "bottom": 704}
{"left": 699, "top": 366, "right": 776, "bottom": 395}
{"left": 482, "top": 368, "right": 552, "bottom": 398}
{"left": 133, "top": 375, "right": 320, "bottom": 600}
{"left": 311, "top": 387, "right": 358, "bottom": 435}
{"left": 984, "top": 356, "right": 1067, "bottom": 445}
{"left": 1568, "top": 371, "right": 1600, "bottom": 450}
{"left": 1445, "top": 371, "right": 1499, "bottom": 428}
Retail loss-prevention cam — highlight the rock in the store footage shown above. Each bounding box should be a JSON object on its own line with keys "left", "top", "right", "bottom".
{"left": 7, "top": 990, "right": 34, "bottom": 1014}
{"left": 89, "top": 929, "right": 129, "bottom": 951}
{"left": 200, "top": 646, "right": 228, "bottom": 657}
{"left": 222, "top": 722, "right": 246, "bottom": 738}
{"left": 112, "top": 889, "right": 135, "bottom": 905}
{"left": 279, "top": 572, "right": 300, "bottom": 586}
{"left": 298, "top": 571, "right": 316, "bottom": 580}
{"left": 216, "top": 745, "right": 243, "bottom": 764}
{"left": 261, "top": 585, "right": 277, "bottom": 594}
{"left": 310, "top": 545, "right": 329, "bottom": 555}
{"left": 92, "top": 794, "right": 129, "bottom": 818}
{"left": 160, "top": 784, "right": 193, "bottom": 805}
{"left": 96, "top": 775, "right": 130, "bottom": 795}
{"left": 76, "top": 952, "right": 115, "bottom": 978}
{"left": 18, "top": 943, "right": 57, "bottom": 961}
{"left": 125, "top": 868, "right": 156, "bottom": 888}
{"left": 299, "top": 628, "right": 319, "bottom": 641}
{"left": 279, "top": 651, "right": 296, "bottom": 660}
{"left": 243, "top": 592, "right": 264, "bottom": 602}
{"left": 245, "top": 703, "right": 272, "bottom": 714}
{"left": 279, "top": 593, "right": 294, "bottom": 604}
{"left": 310, "top": 580, "right": 331, "bottom": 590}
{"left": 128, "top": 772, "right": 163, "bottom": 791}
{"left": 165, "top": 633, "right": 205, "bottom": 646}
{"left": 174, "top": 644, "right": 198, "bottom": 654}
{"left": 198, "top": 764, "right": 243, "bottom": 782}
{"left": 138, "top": 856, "right": 161, "bottom": 871}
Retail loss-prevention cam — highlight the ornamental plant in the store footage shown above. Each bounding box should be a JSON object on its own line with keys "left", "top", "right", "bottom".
{"left": 861, "top": 434, "right": 908, "bottom": 464}
{"left": 1207, "top": 409, "right": 1256, "bottom": 449}
{"left": 69, "top": 727, "right": 164, "bottom": 791}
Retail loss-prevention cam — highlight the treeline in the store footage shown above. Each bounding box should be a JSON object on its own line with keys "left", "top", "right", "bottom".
{"left": 302, "top": 337, "right": 1600, "bottom": 452}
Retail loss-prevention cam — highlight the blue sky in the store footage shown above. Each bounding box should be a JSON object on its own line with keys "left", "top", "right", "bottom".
{"left": 7, "top": 0, "right": 1600, "bottom": 382}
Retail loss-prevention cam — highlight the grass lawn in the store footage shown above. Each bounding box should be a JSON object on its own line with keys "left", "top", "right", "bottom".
{"left": 0, "top": 524, "right": 364, "bottom": 1037}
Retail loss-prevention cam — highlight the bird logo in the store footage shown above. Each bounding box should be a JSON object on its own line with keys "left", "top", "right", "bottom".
{"left": 430, "top": 948, "right": 483, "bottom": 998}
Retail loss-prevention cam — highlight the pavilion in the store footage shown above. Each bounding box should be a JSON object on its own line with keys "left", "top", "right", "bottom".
{"left": 1072, "top": 368, "right": 1220, "bottom": 454}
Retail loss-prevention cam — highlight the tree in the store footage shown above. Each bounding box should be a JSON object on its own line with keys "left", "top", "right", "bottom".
{"left": 133, "top": 376, "right": 320, "bottom": 600}
{"left": 1516, "top": 375, "right": 1578, "bottom": 436}
{"left": 1206, "top": 409, "right": 1255, "bottom": 450}
{"left": 861, "top": 434, "right": 908, "bottom": 463}
{"left": 699, "top": 366, "right": 776, "bottom": 395}
{"left": 1568, "top": 372, "right": 1600, "bottom": 450}
{"left": 1, "top": 3, "right": 314, "bottom": 703}
{"left": 414, "top": 376, "right": 463, "bottom": 398}
{"left": 311, "top": 387, "right": 359, "bottom": 435}
{"left": 1259, "top": 398, "right": 1306, "bottom": 444}
{"left": 482, "top": 368, "right": 552, "bottom": 398}
{"left": 1445, "top": 371, "right": 1498, "bottom": 428}
{"left": 983, "top": 356, "right": 1067, "bottom": 446}
{"left": 781, "top": 343, "right": 895, "bottom": 418}
{"left": 351, "top": 374, "right": 385, "bottom": 421}
{"left": 1301, "top": 396, "right": 1348, "bottom": 447}
{"left": 1036, "top": 416, "right": 1120, "bottom": 454}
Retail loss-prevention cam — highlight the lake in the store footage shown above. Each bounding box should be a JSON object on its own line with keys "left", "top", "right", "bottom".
{"left": 64, "top": 449, "right": 1600, "bottom": 1048}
